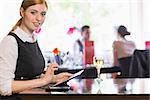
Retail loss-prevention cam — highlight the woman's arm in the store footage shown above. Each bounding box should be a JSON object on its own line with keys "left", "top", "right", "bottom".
{"left": 11, "top": 63, "right": 56, "bottom": 93}
{"left": 12, "top": 78, "right": 45, "bottom": 93}
{"left": 112, "top": 41, "right": 119, "bottom": 66}
{"left": 112, "top": 41, "right": 119, "bottom": 78}
{"left": 0, "top": 36, "right": 18, "bottom": 95}
{"left": 113, "top": 49, "right": 119, "bottom": 66}
{"left": 12, "top": 63, "right": 72, "bottom": 94}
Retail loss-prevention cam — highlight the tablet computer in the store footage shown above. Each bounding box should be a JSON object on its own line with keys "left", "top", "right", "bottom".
{"left": 52, "top": 69, "right": 84, "bottom": 87}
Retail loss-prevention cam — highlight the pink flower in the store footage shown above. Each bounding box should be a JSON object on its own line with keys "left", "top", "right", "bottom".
{"left": 67, "top": 27, "right": 76, "bottom": 35}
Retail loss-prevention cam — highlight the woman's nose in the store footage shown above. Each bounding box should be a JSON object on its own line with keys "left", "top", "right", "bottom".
{"left": 36, "top": 14, "right": 42, "bottom": 21}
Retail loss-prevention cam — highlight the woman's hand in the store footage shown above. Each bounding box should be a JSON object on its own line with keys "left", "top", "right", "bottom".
{"left": 41, "top": 63, "right": 72, "bottom": 85}
{"left": 54, "top": 72, "right": 72, "bottom": 84}
{"left": 41, "top": 63, "right": 58, "bottom": 85}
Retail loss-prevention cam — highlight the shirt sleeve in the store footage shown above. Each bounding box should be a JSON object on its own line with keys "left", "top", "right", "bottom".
{"left": 0, "top": 35, "right": 18, "bottom": 96}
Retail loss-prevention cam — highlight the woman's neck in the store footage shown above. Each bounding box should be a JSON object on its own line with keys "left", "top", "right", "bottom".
{"left": 117, "top": 35, "right": 126, "bottom": 41}
{"left": 20, "top": 24, "right": 33, "bottom": 35}
{"left": 19, "top": 25, "right": 35, "bottom": 42}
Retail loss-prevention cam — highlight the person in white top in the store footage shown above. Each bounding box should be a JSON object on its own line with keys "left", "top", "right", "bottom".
{"left": 112, "top": 25, "right": 136, "bottom": 78}
{"left": 0, "top": 0, "right": 72, "bottom": 97}
{"left": 73, "top": 25, "right": 91, "bottom": 67}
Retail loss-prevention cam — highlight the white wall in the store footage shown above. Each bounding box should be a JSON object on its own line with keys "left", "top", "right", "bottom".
{"left": 0, "top": 1, "right": 22, "bottom": 41}
{"left": 143, "top": 0, "right": 150, "bottom": 41}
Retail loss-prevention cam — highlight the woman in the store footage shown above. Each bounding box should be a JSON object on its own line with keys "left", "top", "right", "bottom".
{"left": 0, "top": 0, "right": 72, "bottom": 97}
{"left": 112, "top": 25, "right": 136, "bottom": 78}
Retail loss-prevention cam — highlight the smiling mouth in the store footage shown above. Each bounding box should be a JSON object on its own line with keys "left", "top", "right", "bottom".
{"left": 33, "top": 23, "right": 40, "bottom": 27}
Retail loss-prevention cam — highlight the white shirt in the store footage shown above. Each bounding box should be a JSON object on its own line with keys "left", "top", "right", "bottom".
{"left": 0, "top": 27, "right": 37, "bottom": 96}
{"left": 73, "top": 37, "right": 84, "bottom": 66}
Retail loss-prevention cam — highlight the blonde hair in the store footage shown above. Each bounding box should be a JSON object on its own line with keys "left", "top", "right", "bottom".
{"left": 11, "top": 0, "right": 48, "bottom": 31}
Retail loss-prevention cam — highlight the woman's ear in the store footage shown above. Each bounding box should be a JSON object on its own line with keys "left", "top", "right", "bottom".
{"left": 20, "top": 7, "right": 25, "bottom": 18}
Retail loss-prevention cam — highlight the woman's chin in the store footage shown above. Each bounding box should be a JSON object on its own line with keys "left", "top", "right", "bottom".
{"left": 35, "top": 27, "right": 41, "bottom": 33}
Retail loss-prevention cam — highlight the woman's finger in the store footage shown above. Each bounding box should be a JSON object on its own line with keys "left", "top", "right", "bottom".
{"left": 47, "top": 63, "right": 58, "bottom": 71}
{"left": 49, "top": 63, "right": 58, "bottom": 68}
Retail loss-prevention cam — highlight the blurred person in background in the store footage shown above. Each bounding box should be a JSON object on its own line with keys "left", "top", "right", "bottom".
{"left": 73, "top": 25, "right": 91, "bottom": 67}
{"left": 112, "top": 25, "right": 136, "bottom": 78}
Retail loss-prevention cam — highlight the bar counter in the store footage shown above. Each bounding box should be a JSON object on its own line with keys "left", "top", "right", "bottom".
{"left": 18, "top": 78, "right": 150, "bottom": 100}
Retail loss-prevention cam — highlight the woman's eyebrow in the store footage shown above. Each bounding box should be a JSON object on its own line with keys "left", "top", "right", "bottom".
{"left": 30, "top": 9, "right": 47, "bottom": 13}
{"left": 41, "top": 11, "right": 46, "bottom": 13}
{"left": 30, "top": 9, "right": 38, "bottom": 12}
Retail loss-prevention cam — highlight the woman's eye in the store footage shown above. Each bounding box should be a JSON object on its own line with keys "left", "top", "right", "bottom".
{"left": 41, "top": 12, "right": 46, "bottom": 16}
{"left": 31, "top": 12, "right": 36, "bottom": 15}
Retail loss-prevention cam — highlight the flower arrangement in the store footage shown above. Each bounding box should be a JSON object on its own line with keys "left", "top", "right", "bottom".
{"left": 67, "top": 26, "right": 80, "bottom": 35}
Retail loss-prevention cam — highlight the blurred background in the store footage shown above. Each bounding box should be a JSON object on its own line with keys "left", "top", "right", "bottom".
{"left": 0, "top": 0, "right": 150, "bottom": 66}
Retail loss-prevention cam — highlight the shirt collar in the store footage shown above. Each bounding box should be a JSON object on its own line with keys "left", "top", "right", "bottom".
{"left": 79, "top": 36, "right": 85, "bottom": 43}
{"left": 14, "top": 27, "right": 37, "bottom": 43}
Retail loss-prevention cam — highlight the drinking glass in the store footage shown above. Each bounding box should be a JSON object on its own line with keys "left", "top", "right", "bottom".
{"left": 94, "top": 57, "right": 104, "bottom": 78}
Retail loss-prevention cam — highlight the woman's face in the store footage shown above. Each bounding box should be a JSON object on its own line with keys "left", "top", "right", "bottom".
{"left": 21, "top": 3, "right": 47, "bottom": 33}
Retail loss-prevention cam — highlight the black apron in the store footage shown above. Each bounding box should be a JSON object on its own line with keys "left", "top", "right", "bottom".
{"left": 1, "top": 32, "right": 45, "bottom": 100}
